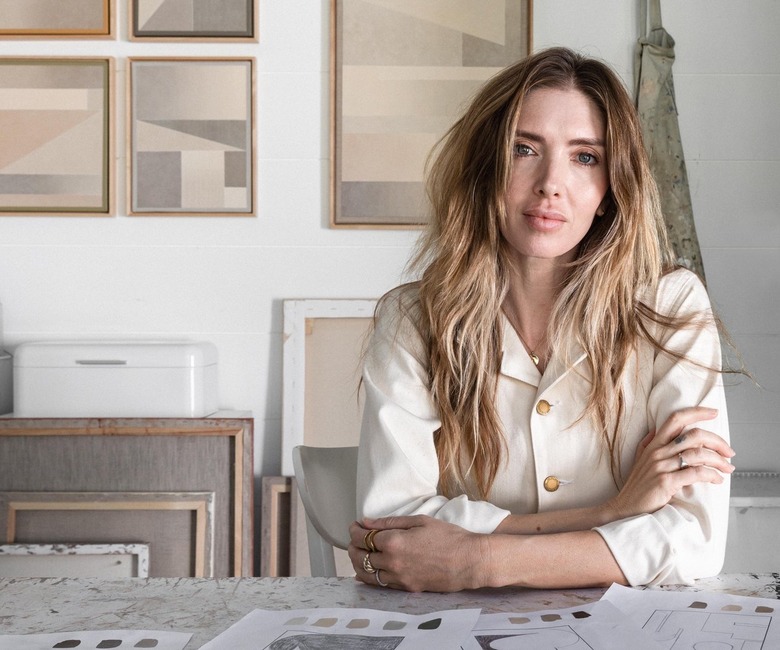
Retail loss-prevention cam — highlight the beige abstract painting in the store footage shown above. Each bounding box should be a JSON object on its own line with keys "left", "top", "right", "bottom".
{"left": 129, "top": 58, "right": 254, "bottom": 216}
{"left": 332, "top": 0, "right": 531, "bottom": 227}
{"left": 0, "top": 58, "right": 111, "bottom": 215}
{"left": 132, "top": 0, "right": 255, "bottom": 39}
{"left": 0, "top": 0, "right": 111, "bottom": 36}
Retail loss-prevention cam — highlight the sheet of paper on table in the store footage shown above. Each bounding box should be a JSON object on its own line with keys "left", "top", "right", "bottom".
{"left": 199, "top": 607, "right": 481, "bottom": 650}
{"left": 604, "top": 583, "right": 780, "bottom": 649}
{"left": 0, "top": 629, "right": 192, "bottom": 650}
{"left": 462, "top": 600, "right": 660, "bottom": 649}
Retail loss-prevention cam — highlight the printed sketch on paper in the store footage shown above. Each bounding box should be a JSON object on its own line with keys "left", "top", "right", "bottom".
{"left": 603, "top": 583, "right": 780, "bottom": 650}
{"left": 267, "top": 632, "right": 404, "bottom": 649}
{"left": 473, "top": 626, "right": 594, "bottom": 649}
{"left": 643, "top": 608, "right": 772, "bottom": 649}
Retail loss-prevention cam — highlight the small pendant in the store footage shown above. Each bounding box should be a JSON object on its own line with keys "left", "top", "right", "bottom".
{"left": 530, "top": 352, "right": 540, "bottom": 366}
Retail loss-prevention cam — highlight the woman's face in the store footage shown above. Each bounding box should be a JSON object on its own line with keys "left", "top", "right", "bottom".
{"left": 500, "top": 86, "right": 609, "bottom": 267}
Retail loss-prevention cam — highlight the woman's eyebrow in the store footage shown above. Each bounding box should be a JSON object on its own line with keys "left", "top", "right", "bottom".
{"left": 515, "top": 130, "right": 605, "bottom": 148}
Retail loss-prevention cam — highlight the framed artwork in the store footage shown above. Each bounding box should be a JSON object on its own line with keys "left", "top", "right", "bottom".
{"left": 0, "top": 542, "right": 150, "bottom": 578}
{"left": 0, "top": 57, "right": 113, "bottom": 216}
{"left": 1, "top": 491, "right": 214, "bottom": 577}
{"left": 128, "top": 57, "right": 255, "bottom": 216}
{"left": 130, "top": 0, "right": 257, "bottom": 41}
{"left": 0, "top": 0, "right": 113, "bottom": 38}
{"left": 0, "top": 415, "right": 254, "bottom": 577}
{"left": 281, "top": 299, "right": 376, "bottom": 476}
{"left": 330, "top": 0, "right": 532, "bottom": 227}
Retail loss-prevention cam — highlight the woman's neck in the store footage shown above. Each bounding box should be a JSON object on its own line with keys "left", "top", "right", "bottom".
{"left": 501, "top": 259, "right": 567, "bottom": 371}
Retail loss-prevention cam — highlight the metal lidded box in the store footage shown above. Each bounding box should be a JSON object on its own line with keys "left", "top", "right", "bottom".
{"left": 13, "top": 341, "right": 218, "bottom": 417}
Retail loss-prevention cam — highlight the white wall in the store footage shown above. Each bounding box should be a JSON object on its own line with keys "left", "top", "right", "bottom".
{"left": 539, "top": 0, "right": 780, "bottom": 472}
{"left": 0, "top": 0, "right": 777, "bottom": 547}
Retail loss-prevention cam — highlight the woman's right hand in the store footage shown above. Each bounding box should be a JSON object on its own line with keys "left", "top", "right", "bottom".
{"left": 606, "top": 406, "right": 735, "bottom": 521}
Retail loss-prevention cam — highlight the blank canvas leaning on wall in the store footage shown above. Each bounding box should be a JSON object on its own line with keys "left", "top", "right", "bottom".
{"left": 128, "top": 57, "right": 255, "bottom": 216}
{"left": 0, "top": 57, "right": 112, "bottom": 215}
{"left": 281, "top": 299, "right": 376, "bottom": 476}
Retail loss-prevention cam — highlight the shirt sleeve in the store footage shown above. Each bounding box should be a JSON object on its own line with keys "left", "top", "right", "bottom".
{"left": 356, "top": 289, "right": 511, "bottom": 533}
{"left": 594, "top": 269, "right": 732, "bottom": 586}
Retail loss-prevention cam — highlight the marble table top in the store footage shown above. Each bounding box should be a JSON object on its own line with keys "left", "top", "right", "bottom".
{"left": 1, "top": 574, "right": 778, "bottom": 649}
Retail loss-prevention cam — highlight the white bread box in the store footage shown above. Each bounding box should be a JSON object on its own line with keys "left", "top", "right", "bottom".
{"left": 13, "top": 341, "right": 218, "bottom": 417}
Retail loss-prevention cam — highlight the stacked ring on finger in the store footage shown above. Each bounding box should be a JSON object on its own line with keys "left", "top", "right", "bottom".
{"left": 678, "top": 452, "right": 689, "bottom": 470}
{"left": 362, "top": 553, "right": 377, "bottom": 574}
{"left": 364, "top": 529, "right": 379, "bottom": 553}
{"left": 375, "top": 569, "right": 388, "bottom": 587}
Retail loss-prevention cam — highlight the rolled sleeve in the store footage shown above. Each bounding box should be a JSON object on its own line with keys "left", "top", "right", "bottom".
{"left": 595, "top": 269, "right": 731, "bottom": 585}
{"left": 357, "top": 289, "right": 510, "bottom": 533}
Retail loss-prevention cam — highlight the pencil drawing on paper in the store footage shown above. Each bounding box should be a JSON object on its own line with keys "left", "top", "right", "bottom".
{"left": 643, "top": 609, "right": 772, "bottom": 649}
{"left": 267, "top": 632, "right": 404, "bottom": 650}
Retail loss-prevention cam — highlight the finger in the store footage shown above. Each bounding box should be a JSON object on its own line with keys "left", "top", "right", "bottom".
{"left": 349, "top": 521, "right": 371, "bottom": 547}
{"left": 676, "top": 447, "right": 735, "bottom": 474}
{"left": 654, "top": 407, "right": 718, "bottom": 445}
{"left": 676, "top": 464, "right": 727, "bottom": 486}
{"left": 362, "top": 514, "right": 428, "bottom": 531}
{"left": 670, "top": 428, "right": 735, "bottom": 458}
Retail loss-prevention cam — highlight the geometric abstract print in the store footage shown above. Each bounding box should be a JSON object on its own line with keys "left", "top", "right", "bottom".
{"left": 130, "top": 58, "right": 253, "bottom": 215}
{"left": 0, "top": 58, "right": 110, "bottom": 214}
{"left": 132, "top": 0, "right": 254, "bottom": 38}
{"left": 333, "top": 0, "right": 530, "bottom": 226}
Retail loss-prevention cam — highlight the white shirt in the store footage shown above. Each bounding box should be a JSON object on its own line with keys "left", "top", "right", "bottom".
{"left": 357, "top": 268, "right": 730, "bottom": 586}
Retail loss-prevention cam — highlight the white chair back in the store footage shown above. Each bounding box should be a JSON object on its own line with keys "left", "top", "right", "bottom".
{"left": 292, "top": 445, "right": 358, "bottom": 577}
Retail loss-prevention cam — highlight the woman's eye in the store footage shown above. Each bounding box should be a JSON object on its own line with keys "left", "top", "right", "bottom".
{"left": 576, "top": 152, "right": 598, "bottom": 165}
{"left": 513, "top": 143, "right": 533, "bottom": 157}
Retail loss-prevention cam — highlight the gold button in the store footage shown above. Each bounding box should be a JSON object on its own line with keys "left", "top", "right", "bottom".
{"left": 543, "top": 476, "right": 560, "bottom": 492}
{"left": 536, "top": 399, "right": 551, "bottom": 415}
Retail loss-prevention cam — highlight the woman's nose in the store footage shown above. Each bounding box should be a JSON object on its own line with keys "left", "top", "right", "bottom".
{"left": 534, "top": 157, "right": 563, "bottom": 197}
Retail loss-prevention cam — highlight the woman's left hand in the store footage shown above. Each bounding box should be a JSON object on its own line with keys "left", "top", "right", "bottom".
{"left": 348, "top": 516, "right": 488, "bottom": 593}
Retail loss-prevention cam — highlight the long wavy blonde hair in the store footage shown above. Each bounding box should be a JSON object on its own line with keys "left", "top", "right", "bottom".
{"left": 397, "top": 47, "right": 683, "bottom": 499}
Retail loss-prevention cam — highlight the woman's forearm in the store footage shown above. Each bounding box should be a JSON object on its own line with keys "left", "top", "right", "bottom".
{"left": 493, "top": 502, "right": 618, "bottom": 535}
{"left": 480, "top": 529, "right": 628, "bottom": 589}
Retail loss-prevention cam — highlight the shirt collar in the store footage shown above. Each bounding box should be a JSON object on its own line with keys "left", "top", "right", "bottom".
{"left": 499, "top": 313, "right": 587, "bottom": 389}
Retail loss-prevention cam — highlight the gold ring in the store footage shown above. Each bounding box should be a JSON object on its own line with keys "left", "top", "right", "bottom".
{"left": 679, "top": 452, "right": 689, "bottom": 470}
{"left": 365, "top": 529, "right": 379, "bottom": 552}
{"left": 362, "top": 553, "right": 376, "bottom": 574}
{"left": 375, "top": 569, "right": 388, "bottom": 587}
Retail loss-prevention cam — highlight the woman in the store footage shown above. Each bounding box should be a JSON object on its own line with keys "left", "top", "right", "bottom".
{"left": 348, "top": 47, "right": 734, "bottom": 592}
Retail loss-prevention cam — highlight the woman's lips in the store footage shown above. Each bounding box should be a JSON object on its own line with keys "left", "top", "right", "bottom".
{"left": 524, "top": 209, "right": 566, "bottom": 231}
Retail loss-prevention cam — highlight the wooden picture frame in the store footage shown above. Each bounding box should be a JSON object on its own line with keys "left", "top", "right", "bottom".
{"left": 0, "top": 542, "right": 150, "bottom": 578}
{"left": 0, "top": 57, "right": 113, "bottom": 216}
{"left": 0, "top": 415, "right": 253, "bottom": 577}
{"left": 259, "top": 476, "right": 291, "bottom": 577}
{"left": 130, "top": 0, "right": 257, "bottom": 41}
{"left": 0, "top": 0, "right": 113, "bottom": 38}
{"left": 127, "top": 57, "right": 255, "bottom": 216}
{"left": 330, "top": 0, "right": 532, "bottom": 228}
{"left": 1, "top": 491, "right": 214, "bottom": 577}
{"left": 281, "top": 299, "right": 376, "bottom": 476}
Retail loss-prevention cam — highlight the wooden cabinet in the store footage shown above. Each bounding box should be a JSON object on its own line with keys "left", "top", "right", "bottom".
{"left": 0, "top": 413, "right": 253, "bottom": 577}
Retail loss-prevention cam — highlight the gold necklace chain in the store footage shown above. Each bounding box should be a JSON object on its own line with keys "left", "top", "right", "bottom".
{"left": 515, "top": 329, "right": 541, "bottom": 366}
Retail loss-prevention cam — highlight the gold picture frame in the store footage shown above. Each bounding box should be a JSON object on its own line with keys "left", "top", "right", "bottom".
{"left": 0, "top": 0, "right": 113, "bottom": 38}
{"left": 0, "top": 57, "right": 114, "bottom": 216}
